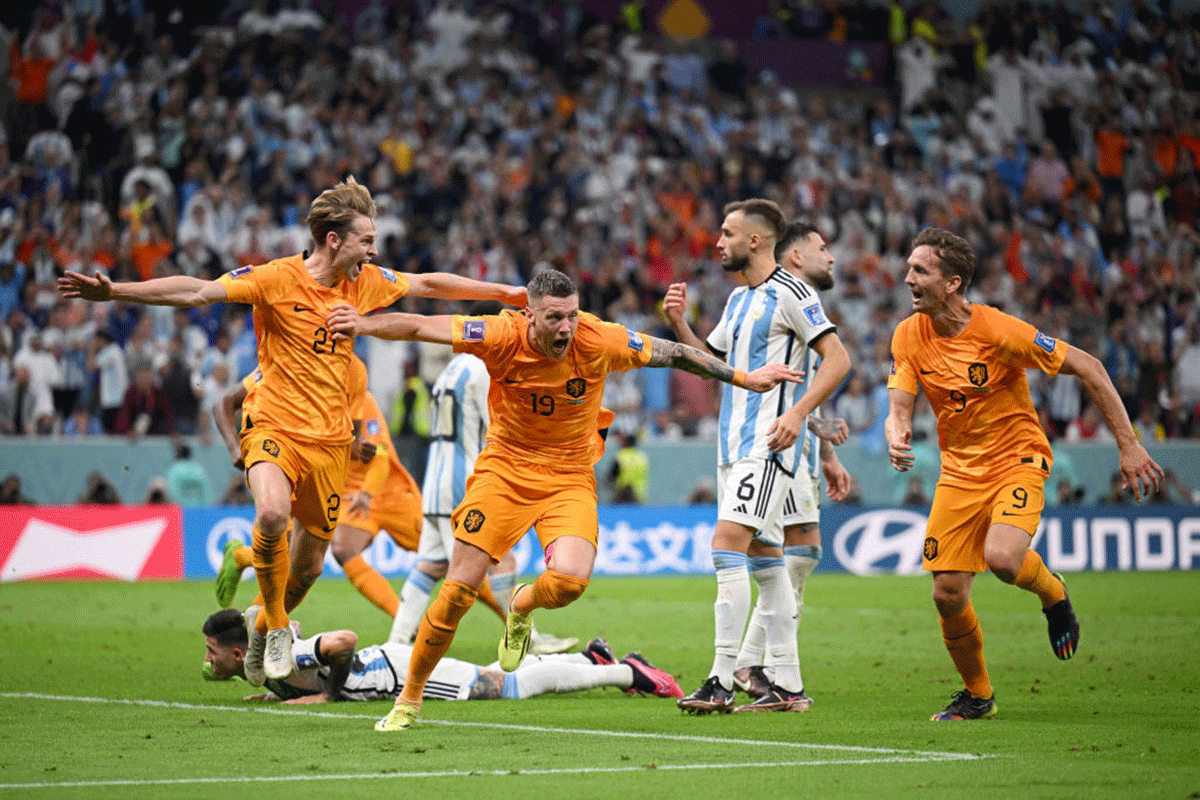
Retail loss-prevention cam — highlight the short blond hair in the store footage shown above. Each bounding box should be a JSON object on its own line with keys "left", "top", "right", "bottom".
{"left": 307, "top": 176, "right": 376, "bottom": 248}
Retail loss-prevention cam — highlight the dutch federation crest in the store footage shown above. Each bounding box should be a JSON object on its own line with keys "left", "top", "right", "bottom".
{"left": 968, "top": 362, "right": 989, "bottom": 387}
{"left": 923, "top": 536, "right": 939, "bottom": 560}
{"left": 462, "top": 509, "right": 485, "bottom": 533}
{"left": 566, "top": 378, "right": 586, "bottom": 398}
{"left": 262, "top": 439, "right": 280, "bottom": 457}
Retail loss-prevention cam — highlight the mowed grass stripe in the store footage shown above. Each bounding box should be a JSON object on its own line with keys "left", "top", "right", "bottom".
{"left": 0, "top": 692, "right": 986, "bottom": 760}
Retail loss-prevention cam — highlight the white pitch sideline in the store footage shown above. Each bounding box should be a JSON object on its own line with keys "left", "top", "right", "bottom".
{"left": 1, "top": 691, "right": 991, "bottom": 789}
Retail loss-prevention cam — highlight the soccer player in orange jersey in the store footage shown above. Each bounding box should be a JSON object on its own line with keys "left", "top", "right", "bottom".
{"left": 210, "top": 358, "right": 421, "bottom": 615}
{"left": 324, "top": 267, "right": 802, "bottom": 731}
{"left": 59, "top": 176, "right": 525, "bottom": 685}
{"left": 885, "top": 228, "right": 1164, "bottom": 721}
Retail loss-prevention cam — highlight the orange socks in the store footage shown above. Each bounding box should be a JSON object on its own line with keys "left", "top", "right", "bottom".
{"left": 1014, "top": 550, "right": 1066, "bottom": 608}
{"left": 234, "top": 545, "right": 254, "bottom": 571}
{"left": 251, "top": 526, "right": 290, "bottom": 631}
{"left": 940, "top": 603, "right": 993, "bottom": 700}
{"left": 516, "top": 569, "right": 589, "bottom": 613}
{"left": 343, "top": 555, "right": 399, "bottom": 616}
{"left": 476, "top": 576, "right": 506, "bottom": 622}
{"left": 400, "top": 579, "right": 478, "bottom": 704}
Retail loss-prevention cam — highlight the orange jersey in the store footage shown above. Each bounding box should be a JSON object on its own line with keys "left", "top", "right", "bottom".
{"left": 888, "top": 304, "right": 1066, "bottom": 483}
{"left": 239, "top": 368, "right": 263, "bottom": 429}
{"left": 450, "top": 309, "right": 653, "bottom": 471}
{"left": 218, "top": 255, "right": 407, "bottom": 444}
{"left": 347, "top": 388, "right": 419, "bottom": 501}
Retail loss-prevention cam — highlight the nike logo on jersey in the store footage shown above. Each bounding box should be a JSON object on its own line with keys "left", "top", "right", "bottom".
{"left": 503, "top": 377, "right": 524, "bottom": 384}
{"left": 294, "top": 304, "right": 312, "bottom": 313}
{"left": 919, "top": 368, "right": 935, "bottom": 374}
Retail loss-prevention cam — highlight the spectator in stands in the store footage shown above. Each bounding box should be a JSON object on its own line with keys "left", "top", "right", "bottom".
{"left": 0, "top": 472, "right": 33, "bottom": 503}
{"left": 0, "top": 363, "right": 52, "bottom": 434}
{"left": 61, "top": 399, "right": 102, "bottom": 436}
{"left": 114, "top": 361, "right": 175, "bottom": 438}
{"left": 79, "top": 470, "right": 120, "bottom": 504}
{"left": 164, "top": 442, "right": 213, "bottom": 506}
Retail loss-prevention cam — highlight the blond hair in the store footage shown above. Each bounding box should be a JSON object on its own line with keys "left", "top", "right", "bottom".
{"left": 306, "top": 176, "right": 376, "bottom": 248}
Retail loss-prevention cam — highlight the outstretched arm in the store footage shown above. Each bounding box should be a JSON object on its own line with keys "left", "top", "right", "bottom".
{"left": 58, "top": 270, "right": 228, "bottom": 307}
{"left": 326, "top": 305, "right": 453, "bottom": 344}
{"left": 404, "top": 272, "right": 526, "bottom": 307}
{"left": 1058, "top": 345, "right": 1164, "bottom": 500}
{"left": 644, "top": 336, "right": 802, "bottom": 392}
{"left": 885, "top": 387, "right": 916, "bottom": 472}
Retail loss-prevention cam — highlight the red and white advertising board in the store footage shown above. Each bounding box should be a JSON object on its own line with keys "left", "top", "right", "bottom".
{"left": 0, "top": 505, "right": 183, "bottom": 581}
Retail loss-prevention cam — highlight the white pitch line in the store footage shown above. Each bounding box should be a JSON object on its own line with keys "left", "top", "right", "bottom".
{"left": 0, "top": 757, "right": 982, "bottom": 790}
{"left": 2, "top": 692, "right": 988, "bottom": 763}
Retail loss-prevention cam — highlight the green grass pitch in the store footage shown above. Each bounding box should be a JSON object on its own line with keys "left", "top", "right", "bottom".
{"left": 1, "top": 571, "right": 1198, "bottom": 799}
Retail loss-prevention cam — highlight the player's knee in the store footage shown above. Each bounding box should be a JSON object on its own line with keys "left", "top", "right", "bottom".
{"left": 329, "top": 536, "right": 357, "bottom": 564}
{"left": 983, "top": 545, "right": 1022, "bottom": 582}
{"left": 255, "top": 507, "right": 291, "bottom": 537}
{"left": 931, "top": 583, "right": 967, "bottom": 615}
{"left": 537, "top": 570, "right": 589, "bottom": 609}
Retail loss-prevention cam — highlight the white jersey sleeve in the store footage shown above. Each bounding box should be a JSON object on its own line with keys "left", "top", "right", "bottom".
{"left": 715, "top": 268, "right": 836, "bottom": 474}
{"left": 421, "top": 353, "right": 491, "bottom": 516}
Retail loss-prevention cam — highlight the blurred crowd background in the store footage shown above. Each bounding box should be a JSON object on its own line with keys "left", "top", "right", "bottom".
{"left": 1, "top": 0, "right": 1198, "bottom": 486}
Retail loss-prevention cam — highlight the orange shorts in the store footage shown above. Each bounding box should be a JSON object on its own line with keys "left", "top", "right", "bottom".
{"left": 450, "top": 450, "right": 598, "bottom": 563}
{"left": 242, "top": 428, "right": 350, "bottom": 541}
{"left": 923, "top": 468, "right": 1046, "bottom": 573}
{"left": 340, "top": 487, "right": 422, "bottom": 551}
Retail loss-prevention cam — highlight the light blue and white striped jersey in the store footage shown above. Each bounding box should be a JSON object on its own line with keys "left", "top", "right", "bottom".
{"left": 708, "top": 267, "right": 836, "bottom": 474}
{"left": 421, "top": 353, "right": 490, "bottom": 516}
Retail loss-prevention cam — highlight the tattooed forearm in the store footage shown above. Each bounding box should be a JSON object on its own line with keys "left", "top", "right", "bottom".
{"left": 647, "top": 337, "right": 736, "bottom": 383}
{"left": 809, "top": 418, "right": 842, "bottom": 439}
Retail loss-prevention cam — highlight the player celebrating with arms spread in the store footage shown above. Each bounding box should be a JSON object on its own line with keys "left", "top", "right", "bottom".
{"left": 60, "top": 177, "right": 524, "bottom": 686}
{"left": 325, "top": 267, "right": 801, "bottom": 731}
{"left": 885, "top": 227, "right": 1163, "bottom": 721}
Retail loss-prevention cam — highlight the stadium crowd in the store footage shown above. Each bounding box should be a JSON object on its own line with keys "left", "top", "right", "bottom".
{"left": 0, "top": 0, "right": 1198, "bottom": 459}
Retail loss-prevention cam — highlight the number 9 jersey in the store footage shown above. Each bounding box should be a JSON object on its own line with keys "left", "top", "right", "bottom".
{"left": 888, "top": 303, "right": 1067, "bottom": 485}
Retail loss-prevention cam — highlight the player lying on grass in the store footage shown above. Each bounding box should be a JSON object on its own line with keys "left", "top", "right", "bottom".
{"left": 201, "top": 608, "right": 683, "bottom": 704}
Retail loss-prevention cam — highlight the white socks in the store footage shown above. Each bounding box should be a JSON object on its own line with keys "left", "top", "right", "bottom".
{"left": 709, "top": 550, "right": 751, "bottom": 687}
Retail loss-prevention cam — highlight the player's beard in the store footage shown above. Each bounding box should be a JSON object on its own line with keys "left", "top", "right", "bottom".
{"left": 722, "top": 252, "right": 749, "bottom": 273}
{"left": 809, "top": 271, "right": 833, "bottom": 291}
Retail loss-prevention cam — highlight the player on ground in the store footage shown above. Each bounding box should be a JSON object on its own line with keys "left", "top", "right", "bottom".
{"left": 886, "top": 227, "right": 1163, "bottom": 721}
{"left": 663, "top": 205, "right": 851, "bottom": 714}
{"left": 324, "top": 266, "right": 802, "bottom": 731}
{"left": 201, "top": 608, "right": 682, "bottom": 703}
{"left": 389, "top": 305, "right": 578, "bottom": 654}
{"left": 60, "top": 176, "right": 523, "bottom": 685}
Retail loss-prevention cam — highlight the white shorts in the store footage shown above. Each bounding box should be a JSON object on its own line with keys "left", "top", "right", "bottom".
{"left": 417, "top": 515, "right": 457, "bottom": 562}
{"left": 759, "top": 468, "right": 820, "bottom": 546}
{"left": 717, "top": 457, "right": 792, "bottom": 539}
